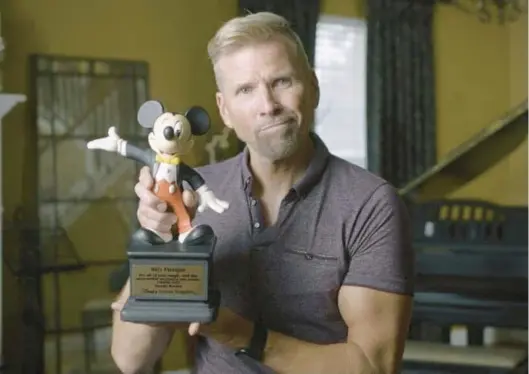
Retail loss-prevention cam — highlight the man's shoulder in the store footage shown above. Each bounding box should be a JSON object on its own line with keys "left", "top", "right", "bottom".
{"left": 325, "top": 154, "right": 398, "bottom": 206}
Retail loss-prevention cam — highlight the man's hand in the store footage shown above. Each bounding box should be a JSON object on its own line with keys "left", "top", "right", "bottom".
{"left": 135, "top": 166, "right": 198, "bottom": 236}
{"left": 193, "top": 307, "right": 254, "bottom": 348}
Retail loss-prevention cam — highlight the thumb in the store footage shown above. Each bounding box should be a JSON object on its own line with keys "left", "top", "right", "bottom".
{"left": 188, "top": 322, "right": 201, "bottom": 336}
{"left": 182, "top": 190, "right": 198, "bottom": 219}
{"left": 108, "top": 126, "right": 118, "bottom": 138}
{"left": 110, "top": 301, "right": 124, "bottom": 312}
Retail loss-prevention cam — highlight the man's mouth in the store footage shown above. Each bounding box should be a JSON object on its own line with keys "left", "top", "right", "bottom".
{"left": 261, "top": 119, "right": 292, "bottom": 131}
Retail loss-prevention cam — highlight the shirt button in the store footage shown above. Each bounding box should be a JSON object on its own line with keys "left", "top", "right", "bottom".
{"left": 251, "top": 199, "right": 257, "bottom": 206}
{"left": 305, "top": 254, "right": 313, "bottom": 260}
{"left": 254, "top": 222, "right": 261, "bottom": 229}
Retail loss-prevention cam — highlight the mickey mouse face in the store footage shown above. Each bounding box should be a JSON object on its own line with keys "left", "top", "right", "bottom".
{"left": 154, "top": 112, "right": 188, "bottom": 140}
{"left": 137, "top": 100, "right": 211, "bottom": 155}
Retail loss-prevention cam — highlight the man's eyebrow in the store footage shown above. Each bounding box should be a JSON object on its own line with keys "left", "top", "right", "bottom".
{"left": 272, "top": 70, "right": 299, "bottom": 80}
{"left": 233, "top": 80, "right": 253, "bottom": 92}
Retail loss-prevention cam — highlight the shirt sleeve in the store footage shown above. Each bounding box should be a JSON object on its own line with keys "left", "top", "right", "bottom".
{"left": 342, "top": 183, "right": 415, "bottom": 295}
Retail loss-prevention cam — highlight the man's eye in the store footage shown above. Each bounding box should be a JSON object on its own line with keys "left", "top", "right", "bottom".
{"left": 237, "top": 86, "right": 252, "bottom": 95}
{"left": 274, "top": 78, "right": 292, "bottom": 87}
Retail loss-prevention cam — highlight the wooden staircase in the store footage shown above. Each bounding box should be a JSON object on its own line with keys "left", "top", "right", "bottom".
{"left": 399, "top": 100, "right": 528, "bottom": 201}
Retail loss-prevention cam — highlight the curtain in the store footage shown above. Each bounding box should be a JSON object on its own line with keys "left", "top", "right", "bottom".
{"left": 366, "top": 0, "right": 437, "bottom": 189}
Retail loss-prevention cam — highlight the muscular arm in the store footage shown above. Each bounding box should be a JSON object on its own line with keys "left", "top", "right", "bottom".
{"left": 267, "top": 184, "right": 413, "bottom": 373}
{"left": 110, "top": 279, "right": 176, "bottom": 374}
{"left": 263, "top": 287, "right": 412, "bottom": 374}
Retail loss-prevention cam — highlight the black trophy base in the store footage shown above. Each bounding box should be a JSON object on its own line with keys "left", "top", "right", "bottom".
{"left": 121, "top": 290, "right": 220, "bottom": 323}
{"left": 124, "top": 225, "right": 220, "bottom": 324}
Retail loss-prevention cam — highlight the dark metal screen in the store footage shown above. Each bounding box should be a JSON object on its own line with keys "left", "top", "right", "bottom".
{"left": 34, "top": 56, "right": 149, "bottom": 231}
{"left": 26, "top": 54, "right": 149, "bottom": 374}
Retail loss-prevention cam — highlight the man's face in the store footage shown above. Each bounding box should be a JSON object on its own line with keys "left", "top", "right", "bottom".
{"left": 215, "top": 38, "right": 319, "bottom": 161}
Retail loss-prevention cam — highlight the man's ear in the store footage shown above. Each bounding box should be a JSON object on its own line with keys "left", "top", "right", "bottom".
{"left": 310, "top": 70, "right": 320, "bottom": 109}
{"left": 216, "top": 92, "right": 233, "bottom": 129}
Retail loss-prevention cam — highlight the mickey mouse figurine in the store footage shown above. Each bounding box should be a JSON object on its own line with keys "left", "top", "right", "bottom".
{"left": 87, "top": 100, "right": 229, "bottom": 246}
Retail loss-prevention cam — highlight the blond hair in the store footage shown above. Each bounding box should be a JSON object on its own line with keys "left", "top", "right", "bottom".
{"left": 207, "top": 12, "right": 311, "bottom": 85}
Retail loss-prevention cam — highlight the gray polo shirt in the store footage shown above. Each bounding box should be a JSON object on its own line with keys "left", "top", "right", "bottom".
{"left": 190, "top": 133, "right": 414, "bottom": 373}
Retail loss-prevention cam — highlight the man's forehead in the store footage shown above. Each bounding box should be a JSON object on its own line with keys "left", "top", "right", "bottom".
{"left": 215, "top": 42, "right": 299, "bottom": 84}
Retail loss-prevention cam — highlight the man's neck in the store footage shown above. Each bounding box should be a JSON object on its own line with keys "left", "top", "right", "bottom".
{"left": 249, "top": 137, "right": 315, "bottom": 199}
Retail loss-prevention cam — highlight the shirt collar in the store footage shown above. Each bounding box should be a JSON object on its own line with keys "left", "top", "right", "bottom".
{"left": 239, "top": 132, "right": 330, "bottom": 197}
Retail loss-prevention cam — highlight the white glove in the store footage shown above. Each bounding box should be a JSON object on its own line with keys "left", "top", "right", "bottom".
{"left": 86, "top": 126, "right": 121, "bottom": 152}
{"left": 196, "top": 186, "right": 229, "bottom": 214}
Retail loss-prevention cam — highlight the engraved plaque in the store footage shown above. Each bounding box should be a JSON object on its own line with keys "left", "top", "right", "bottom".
{"left": 130, "top": 262, "right": 206, "bottom": 300}
{"left": 121, "top": 232, "right": 220, "bottom": 323}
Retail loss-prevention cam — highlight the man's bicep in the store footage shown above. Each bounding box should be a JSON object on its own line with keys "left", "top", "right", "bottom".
{"left": 344, "top": 183, "right": 415, "bottom": 295}
{"left": 338, "top": 285, "right": 412, "bottom": 373}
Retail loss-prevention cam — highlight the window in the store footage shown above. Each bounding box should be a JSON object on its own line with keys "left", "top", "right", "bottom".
{"left": 314, "top": 15, "right": 367, "bottom": 168}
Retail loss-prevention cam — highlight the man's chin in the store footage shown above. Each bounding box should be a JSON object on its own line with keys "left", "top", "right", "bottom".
{"left": 256, "top": 140, "right": 299, "bottom": 162}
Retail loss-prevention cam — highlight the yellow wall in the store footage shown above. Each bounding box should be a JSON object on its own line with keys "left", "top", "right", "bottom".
{"left": 434, "top": 4, "right": 527, "bottom": 205}
{"left": 2, "top": 0, "right": 527, "bottom": 371}
{"left": 2, "top": 0, "right": 238, "bottom": 371}
{"left": 321, "top": 0, "right": 365, "bottom": 18}
{"left": 506, "top": 13, "right": 528, "bottom": 205}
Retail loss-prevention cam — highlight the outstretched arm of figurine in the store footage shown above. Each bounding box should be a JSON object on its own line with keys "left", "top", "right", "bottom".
{"left": 87, "top": 127, "right": 151, "bottom": 166}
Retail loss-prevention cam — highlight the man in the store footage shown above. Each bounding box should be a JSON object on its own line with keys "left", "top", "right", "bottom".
{"left": 110, "top": 11, "right": 414, "bottom": 374}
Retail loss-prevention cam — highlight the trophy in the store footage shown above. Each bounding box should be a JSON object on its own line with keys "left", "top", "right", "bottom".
{"left": 87, "top": 100, "right": 228, "bottom": 323}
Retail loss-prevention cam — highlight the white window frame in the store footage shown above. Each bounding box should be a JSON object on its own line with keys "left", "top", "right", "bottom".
{"left": 313, "top": 15, "right": 368, "bottom": 168}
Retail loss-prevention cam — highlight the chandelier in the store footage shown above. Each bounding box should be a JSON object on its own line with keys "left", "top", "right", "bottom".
{"left": 446, "top": 0, "right": 528, "bottom": 23}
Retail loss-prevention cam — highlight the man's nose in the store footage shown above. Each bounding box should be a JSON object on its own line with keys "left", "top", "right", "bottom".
{"left": 258, "top": 86, "right": 282, "bottom": 116}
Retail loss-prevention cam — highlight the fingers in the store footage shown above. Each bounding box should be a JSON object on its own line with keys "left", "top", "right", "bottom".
{"left": 217, "top": 200, "right": 230, "bottom": 210}
{"left": 182, "top": 189, "right": 198, "bottom": 220}
{"left": 207, "top": 199, "right": 229, "bottom": 214}
{"left": 137, "top": 202, "right": 176, "bottom": 233}
{"left": 138, "top": 166, "right": 154, "bottom": 189}
{"left": 188, "top": 322, "right": 201, "bottom": 336}
{"left": 86, "top": 140, "right": 96, "bottom": 149}
{"left": 135, "top": 168, "right": 176, "bottom": 233}
{"left": 134, "top": 181, "right": 163, "bottom": 208}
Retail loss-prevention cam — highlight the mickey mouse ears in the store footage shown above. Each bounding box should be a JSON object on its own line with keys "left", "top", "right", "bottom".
{"left": 137, "top": 100, "right": 164, "bottom": 128}
{"left": 136, "top": 100, "right": 211, "bottom": 136}
{"left": 185, "top": 106, "right": 210, "bottom": 136}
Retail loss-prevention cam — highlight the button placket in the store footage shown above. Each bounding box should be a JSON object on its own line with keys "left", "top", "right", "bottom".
{"left": 248, "top": 195, "right": 264, "bottom": 233}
